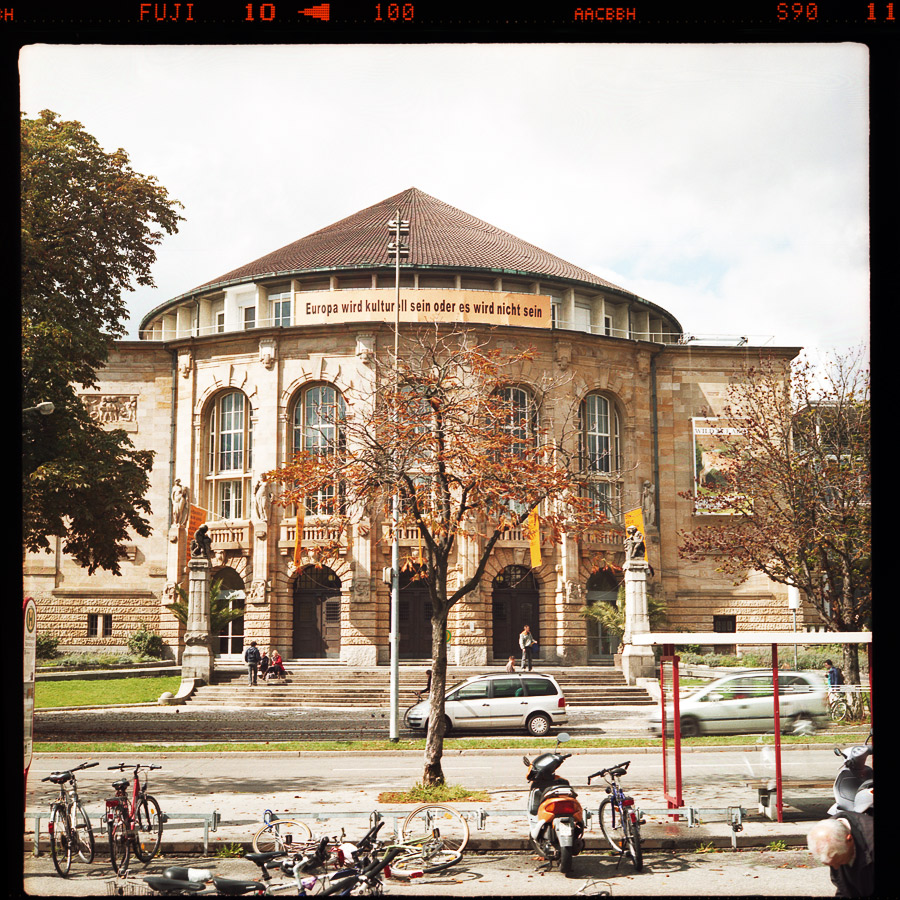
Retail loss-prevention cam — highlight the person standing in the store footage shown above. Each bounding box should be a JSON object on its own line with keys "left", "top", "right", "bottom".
{"left": 244, "top": 641, "right": 261, "bottom": 686}
{"left": 519, "top": 625, "right": 536, "bottom": 672}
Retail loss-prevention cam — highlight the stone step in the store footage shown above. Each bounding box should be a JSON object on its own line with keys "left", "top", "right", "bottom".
{"left": 182, "top": 663, "right": 654, "bottom": 708}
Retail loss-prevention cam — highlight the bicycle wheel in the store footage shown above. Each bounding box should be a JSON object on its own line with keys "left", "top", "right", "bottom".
{"left": 252, "top": 819, "right": 313, "bottom": 853}
{"left": 390, "top": 843, "right": 463, "bottom": 874}
{"left": 49, "top": 805, "right": 73, "bottom": 877}
{"left": 401, "top": 804, "right": 469, "bottom": 853}
{"left": 598, "top": 797, "right": 625, "bottom": 853}
{"left": 624, "top": 816, "right": 643, "bottom": 872}
{"left": 830, "top": 698, "right": 849, "bottom": 723}
{"left": 107, "top": 806, "right": 132, "bottom": 874}
{"left": 132, "top": 794, "right": 163, "bottom": 862}
{"left": 73, "top": 801, "right": 95, "bottom": 864}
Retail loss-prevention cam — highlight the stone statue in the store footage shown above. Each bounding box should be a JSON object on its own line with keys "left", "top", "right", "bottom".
{"left": 254, "top": 474, "right": 272, "bottom": 522}
{"left": 641, "top": 480, "right": 656, "bottom": 528}
{"left": 171, "top": 478, "right": 190, "bottom": 528}
{"left": 624, "top": 524, "right": 646, "bottom": 562}
{"left": 190, "top": 523, "right": 212, "bottom": 560}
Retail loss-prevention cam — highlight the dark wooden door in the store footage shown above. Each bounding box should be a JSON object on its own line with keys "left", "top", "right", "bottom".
{"left": 399, "top": 572, "right": 432, "bottom": 659}
{"left": 293, "top": 567, "right": 341, "bottom": 659}
{"left": 491, "top": 566, "right": 540, "bottom": 660}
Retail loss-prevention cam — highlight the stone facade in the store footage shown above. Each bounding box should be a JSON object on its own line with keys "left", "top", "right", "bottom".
{"left": 23, "top": 189, "right": 819, "bottom": 664}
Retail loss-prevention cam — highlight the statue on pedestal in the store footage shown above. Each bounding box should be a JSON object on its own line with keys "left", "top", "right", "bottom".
{"left": 190, "top": 524, "right": 212, "bottom": 560}
{"left": 624, "top": 525, "right": 646, "bottom": 563}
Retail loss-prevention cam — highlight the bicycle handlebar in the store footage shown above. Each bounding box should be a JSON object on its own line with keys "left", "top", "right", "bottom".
{"left": 317, "top": 848, "right": 403, "bottom": 897}
{"left": 107, "top": 763, "right": 162, "bottom": 771}
{"left": 587, "top": 760, "right": 631, "bottom": 784}
{"left": 41, "top": 761, "right": 99, "bottom": 782}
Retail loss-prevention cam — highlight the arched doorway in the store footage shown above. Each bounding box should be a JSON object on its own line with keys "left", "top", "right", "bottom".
{"left": 585, "top": 569, "right": 621, "bottom": 663}
{"left": 214, "top": 567, "right": 245, "bottom": 658}
{"left": 399, "top": 567, "right": 432, "bottom": 659}
{"left": 293, "top": 566, "right": 342, "bottom": 659}
{"left": 492, "top": 566, "right": 541, "bottom": 661}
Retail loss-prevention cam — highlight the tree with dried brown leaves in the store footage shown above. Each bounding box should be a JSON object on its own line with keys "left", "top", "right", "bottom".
{"left": 269, "top": 328, "right": 613, "bottom": 785}
{"left": 678, "top": 350, "right": 870, "bottom": 682}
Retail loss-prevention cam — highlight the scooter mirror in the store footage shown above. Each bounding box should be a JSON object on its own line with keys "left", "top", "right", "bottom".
{"left": 834, "top": 747, "right": 844, "bottom": 757}
{"left": 523, "top": 756, "right": 531, "bottom": 766}
{"left": 556, "top": 732, "right": 571, "bottom": 744}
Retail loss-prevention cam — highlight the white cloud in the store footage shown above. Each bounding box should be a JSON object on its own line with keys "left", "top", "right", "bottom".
{"left": 19, "top": 42, "right": 868, "bottom": 353}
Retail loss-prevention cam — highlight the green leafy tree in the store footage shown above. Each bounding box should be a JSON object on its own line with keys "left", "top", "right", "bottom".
{"left": 580, "top": 584, "right": 668, "bottom": 650}
{"left": 22, "top": 110, "right": 183, "bottom": 574}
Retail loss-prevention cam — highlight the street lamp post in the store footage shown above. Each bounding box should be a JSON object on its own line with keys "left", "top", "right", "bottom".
{"left": 387, "top": 209, "right": 409, "bottom": 742}
{"left": 23, "top": 402, "right": 55, "bottom": 415}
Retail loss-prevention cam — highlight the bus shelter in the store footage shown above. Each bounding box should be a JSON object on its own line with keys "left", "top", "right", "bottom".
{"left": 631, "top": 631, "right": 872, "bottom": 823}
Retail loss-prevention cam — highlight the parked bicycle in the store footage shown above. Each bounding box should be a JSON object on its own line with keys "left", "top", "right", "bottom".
{"left": 105, "top": 762, "right": 165, "bottom": 873}
{"left": 588, "top": 760, "right": 643, "bottom": 872}
{"left": 41, "top": 760, "right": 99, "bottom": 877}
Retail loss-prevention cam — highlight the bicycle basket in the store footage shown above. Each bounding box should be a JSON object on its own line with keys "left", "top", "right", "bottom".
{"left": 106, "top": 878, "right": 151, "bottom": 895}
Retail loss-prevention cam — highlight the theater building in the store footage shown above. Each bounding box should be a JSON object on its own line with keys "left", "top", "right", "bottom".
{"left": 23, "top": 187, "right": 812, "bottom": 668}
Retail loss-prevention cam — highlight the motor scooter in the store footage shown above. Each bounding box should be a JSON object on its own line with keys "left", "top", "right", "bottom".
{"left": 829, "top": 733, "right": 873, "bottom": 815}
{"left": 522, "top": 732, "right": 585, "bottom": 874}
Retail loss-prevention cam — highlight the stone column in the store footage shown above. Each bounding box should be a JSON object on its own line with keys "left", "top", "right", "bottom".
{"left": 181, "top": 557, "right": 214, "bottom": 684}
{"left": 620, "top": 528, "right": 656, "bottom": 684}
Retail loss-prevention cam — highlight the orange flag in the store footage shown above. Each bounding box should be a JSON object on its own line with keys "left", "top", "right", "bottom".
{"left": 527, "top": 509, "right": 542, "bottom": 568}
{"left": 293, "top": 504, "right": 305, "bottom": 568}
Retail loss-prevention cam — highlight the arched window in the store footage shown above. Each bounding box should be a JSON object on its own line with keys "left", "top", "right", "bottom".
{"left": 580, "top": 393, "right": 622, "bottom": 521}
{"left": 206, "top": 391, "right": 253, "bottom": 520}
{"left": 292, "top": 384, "right": 346, "bottom": 515}
{"left": 497, "top": 386, "right": 536, "bottom": 457}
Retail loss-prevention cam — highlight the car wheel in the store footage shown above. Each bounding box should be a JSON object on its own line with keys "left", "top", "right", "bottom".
{"left": 527, "top": 712, "right": 552, "bottom": 737}
{"left": 788, "top": 712, "right": 817, "bottom": 735}
{"left": 680, "top": 716, "right": 701, "bottom": 737}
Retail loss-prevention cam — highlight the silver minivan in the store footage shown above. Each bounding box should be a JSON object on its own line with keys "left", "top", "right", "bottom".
{"left": 648, "top": 669, "right": 828, "bottom": 737}
{"left": 405, "top": 673, "right": 568, "bottom": 736}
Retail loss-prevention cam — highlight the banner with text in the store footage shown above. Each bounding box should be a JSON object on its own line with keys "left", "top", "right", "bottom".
{"left": 293, "top": 289, "right": 551, "bottom": 329}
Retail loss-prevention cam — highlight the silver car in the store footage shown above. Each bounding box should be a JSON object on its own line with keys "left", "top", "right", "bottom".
{"left": 648, "top": 669, "right": 828, "bottom": 737}
{"left": 405, "top": 672, "right": 568, "bottom": 736}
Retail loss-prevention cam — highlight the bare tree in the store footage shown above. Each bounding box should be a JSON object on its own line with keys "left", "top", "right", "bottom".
{"left": 678, "top": 349, "right": 870, "bottom": 682}
{"left": 269, "top": 327, "right": 613, "bottom": 785}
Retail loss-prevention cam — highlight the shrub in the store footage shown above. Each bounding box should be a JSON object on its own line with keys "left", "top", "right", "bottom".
{"left": 127, "top": 626, "right": 166, "bottom": 659}
{"left": 36, "top": 632, "right": 60, "bottom": 660}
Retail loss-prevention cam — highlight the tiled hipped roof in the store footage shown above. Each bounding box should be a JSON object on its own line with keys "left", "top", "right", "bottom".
{"left": 195, "top": 187, "right": 633, "bottom": 297}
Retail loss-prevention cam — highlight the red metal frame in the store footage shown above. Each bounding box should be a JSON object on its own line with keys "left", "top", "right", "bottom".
{"left": 659, "top": 646, "right": 683, "bottom": 816}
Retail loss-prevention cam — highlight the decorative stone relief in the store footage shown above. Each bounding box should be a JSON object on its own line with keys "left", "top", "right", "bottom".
{"left": 259, "top": 338, "right": 276, "bottom": 370}
{"left": 81, "top": 394, "right": 138, "bottom": 430}
{"left": 248, "top": 580, "right": 268, "bottom": 604}
{"left": 178, "top": 351, "right": 193, "bottom": 379}
{"left": 356, "top": 333, "right": 375, "bottom": 365}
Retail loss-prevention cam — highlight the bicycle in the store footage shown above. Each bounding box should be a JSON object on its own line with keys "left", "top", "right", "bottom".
{"left": 829, "top": 689, "right": 849, "bottom": 723}
{"left": 41, "top": 760, "right": 99, "bottom": 877}
{"left": 106, "top": 763, "right": 165, "bottom": 873}
{"left": 252, "top": 810, "right": 314, "bottom": 854}
{"left": 588, "top": 760, "right": 643, "bottom": 873}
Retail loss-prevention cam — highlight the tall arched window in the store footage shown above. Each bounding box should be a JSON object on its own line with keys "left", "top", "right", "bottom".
{"left": 497, "top": 386, "right": 536, "bottom": 457}
{"left": 206, "top": 391, "right": 253, "bottom": 520}
{"left": 580, "top": 393, "right": 622, "bottom": 521}
{"left": 292, "top": 384, "right": 346, "bottom": 515}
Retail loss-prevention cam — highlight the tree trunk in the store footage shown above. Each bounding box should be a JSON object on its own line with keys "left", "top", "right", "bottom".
{"left": 422, "top": 605, "right": 449, "bottom": 786}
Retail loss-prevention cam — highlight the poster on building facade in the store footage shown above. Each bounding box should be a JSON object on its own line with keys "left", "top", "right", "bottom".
{"left": 691, "top": 417, "right": 749, "bottom": 515}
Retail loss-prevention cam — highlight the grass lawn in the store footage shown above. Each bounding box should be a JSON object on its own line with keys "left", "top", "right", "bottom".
{"left": 35, "top": 676, "right": 182, "bottom": 708}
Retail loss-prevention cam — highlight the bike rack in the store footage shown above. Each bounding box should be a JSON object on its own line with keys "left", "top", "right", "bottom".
{"left": 634, "top": 806, "right": 746, "bottom": 849}
{"left": 25, "top": 808, "right": 221, "bottom": 856}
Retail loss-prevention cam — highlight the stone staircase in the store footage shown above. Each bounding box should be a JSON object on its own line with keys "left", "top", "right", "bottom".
{"left": 183, "top": 662, "right": 655, "bottom": 708}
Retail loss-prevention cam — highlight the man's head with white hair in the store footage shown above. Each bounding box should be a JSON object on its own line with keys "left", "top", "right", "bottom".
{"left": 808, "top": 818, "right": 855, "bottom": 868}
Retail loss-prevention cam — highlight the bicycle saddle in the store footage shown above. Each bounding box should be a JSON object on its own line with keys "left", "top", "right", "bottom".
{"left": 212, "top": 875, "right": 268, "bottom": 895}
{"left": 144, "top": 875, "right": 207, "bottom": 893}
{"left": 47, "top": 772, "right": 72, "bottom": 784}
{"left": 111, "top": 778, "right": 129, "bottom": 791}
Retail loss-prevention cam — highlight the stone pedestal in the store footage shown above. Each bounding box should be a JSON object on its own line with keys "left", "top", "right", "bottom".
{"left": 181, "top": 557, "right": 213, "bottom": 684}
{"left": 621, "top": 557, "right": 656, "bottom": 684}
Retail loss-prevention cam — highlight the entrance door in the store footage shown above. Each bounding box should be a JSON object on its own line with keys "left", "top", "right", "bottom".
{"left": 399, "top": 570, "right": 432, "bottom": 659}
{"left": 491, "top": 566, "right": 541, "bottom": 661}
{"left": 293, "top": 567, "right": 342, "bottom": 658}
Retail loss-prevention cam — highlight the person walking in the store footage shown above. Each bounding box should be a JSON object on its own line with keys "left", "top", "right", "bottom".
{"left": 807, "top": 811, "right": 874, "bottom": 897}
{"left": 519, "top": 625, "right": 536, "bottom": 672}
{"left": 244, "top": 640, "right": 261, "bottom": 686}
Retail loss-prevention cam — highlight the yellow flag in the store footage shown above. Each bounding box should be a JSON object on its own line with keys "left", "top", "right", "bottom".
{"left": 527, "top": 509, "right": 542, "bottom": 568}
{"left": 293, "top": 504, "right": 305, "bottom": 568}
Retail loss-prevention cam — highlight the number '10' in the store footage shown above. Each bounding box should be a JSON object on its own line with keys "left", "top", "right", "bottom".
{"left": 375, "top": 3, "right": 414, "bottom": 20}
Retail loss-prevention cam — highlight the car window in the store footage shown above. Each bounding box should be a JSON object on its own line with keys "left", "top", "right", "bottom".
{"left": 717, "top": 676, "right": 768, "bottom": 700}
{"left": 523, "top": 678, "right": 558, "bottom": 697}
{"left": 779, "top": 674, "right": 810, "bottom": 694}
{"left": 490, "top": 678, "right": 522, "bottom": 698}
{"left": 455, "top": 682, "right": 490, "bottom": 701}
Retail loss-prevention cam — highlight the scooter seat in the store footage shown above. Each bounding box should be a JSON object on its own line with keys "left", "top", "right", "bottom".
{"left": 212, "top": 875, "right": 268, "bottom": 895}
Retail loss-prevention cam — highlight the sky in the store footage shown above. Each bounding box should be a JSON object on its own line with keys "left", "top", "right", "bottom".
{"left": 19, "top": 42, "right": 870, "bottom": 359}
